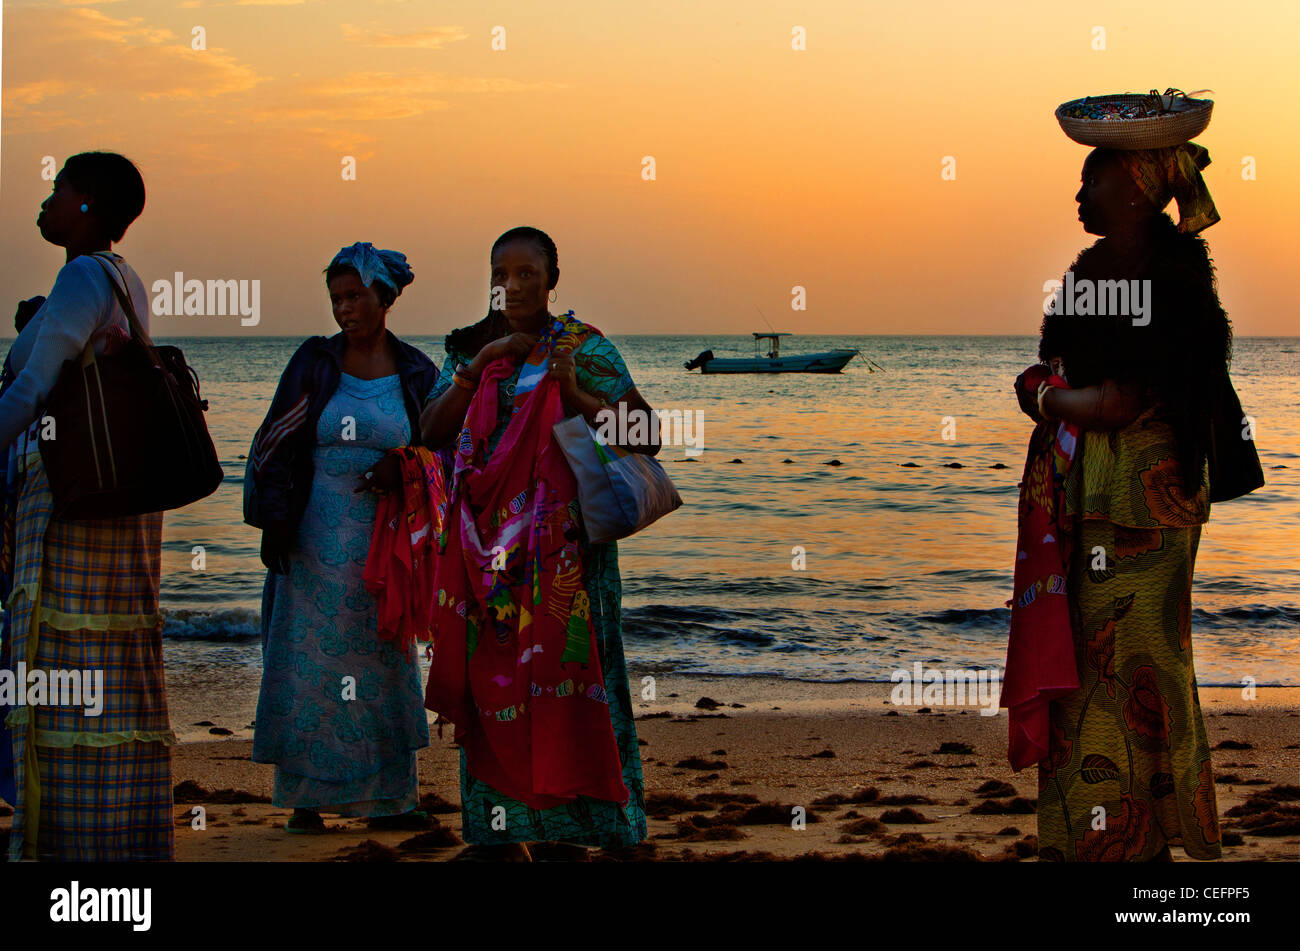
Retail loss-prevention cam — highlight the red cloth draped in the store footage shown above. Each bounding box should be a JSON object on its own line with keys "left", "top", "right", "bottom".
{"left": 363, "top": 446, "right": 448, "bottom": 654}
{"left": 1002, "top": 370, "right": 1082, "bottom": 771}
{"left": 425, "top": 316, "right": 627, "bottom": 809}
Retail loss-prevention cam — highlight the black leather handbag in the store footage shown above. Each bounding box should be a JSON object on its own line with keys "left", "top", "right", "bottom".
{"left": 38, "top": 253, "right": 223, "bottom": 518}
{"left": 1206, "top": 369, "right": 1264, "bottom": 504}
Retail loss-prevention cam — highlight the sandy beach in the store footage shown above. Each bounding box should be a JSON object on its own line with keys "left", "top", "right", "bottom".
{"left": 10, "top": 676, "right": 1287, "bottom": 862}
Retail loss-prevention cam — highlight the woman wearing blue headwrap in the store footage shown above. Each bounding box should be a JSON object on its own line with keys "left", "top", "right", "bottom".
{"left": 245, "top": 242, "right": 439, "bottom": 833}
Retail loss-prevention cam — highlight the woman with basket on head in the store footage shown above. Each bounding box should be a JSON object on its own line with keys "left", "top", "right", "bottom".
{"left": 0, "top": 152, "right": 178, "bottom": 861}
{"left": 421, "top": 226, "right": 666, "bottom": 860}
{"left": 246, "top": 242, "right": 438, "bottom": 834}
{"left": 1007, "top": 92, "right": 1263, "bottom": 861}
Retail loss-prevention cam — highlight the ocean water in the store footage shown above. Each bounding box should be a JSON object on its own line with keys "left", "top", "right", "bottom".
{"left": 146, "top": 334, "right": 1300, "bottom": 687}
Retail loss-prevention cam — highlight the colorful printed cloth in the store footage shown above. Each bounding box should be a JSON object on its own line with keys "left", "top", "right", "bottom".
{"left": 1064, "top": 407, "right": 1210, "bottom": 528}
{"left": 1037, "top": 411, "right": 1220, "bottom": 860}
{"left": 433, "top": 319, "right": 645, "bottom": 847}
{"left": 328, "top": 242, "right": 414, "bottom": 296}
{"left": 4, "top": 451, "right": 172, "bottom": 861}
{"left": 1112, "top": 143, "right": 1219, "bottom": 236}
{"left": 427, "top": 312, "right": 627, "bottom": 810}
{"left": 363, "top": 446, "right": 448, "bottom": 654}
{"left": 252, "top": 373, "right": 430, "bottom": 817}
{"left": 1003, "top": 373, "right": 1081, "bottom": 771}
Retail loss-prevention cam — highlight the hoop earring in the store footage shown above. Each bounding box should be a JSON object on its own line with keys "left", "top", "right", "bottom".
{"left": 549, "top": 289, "right": 558, "bottom": 303}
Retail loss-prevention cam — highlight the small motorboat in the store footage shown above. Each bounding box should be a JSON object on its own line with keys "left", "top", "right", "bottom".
{"left": 684, "top": 333, "right": 860, "bottom": 374}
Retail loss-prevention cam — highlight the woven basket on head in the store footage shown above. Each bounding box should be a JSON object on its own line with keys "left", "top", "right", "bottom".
{"left": 1056, "top": 90, "right": 1213, "bottom": 150}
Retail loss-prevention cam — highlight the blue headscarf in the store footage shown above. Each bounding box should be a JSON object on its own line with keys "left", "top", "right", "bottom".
{"left": 329, "top": 242, "right": 414, "bottom": 296}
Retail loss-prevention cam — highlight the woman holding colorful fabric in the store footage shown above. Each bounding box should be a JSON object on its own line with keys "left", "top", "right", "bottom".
{"left": 421, "top": 226, "right": 657, "bottom": 860}
{"left": 1013, "top": 140, "right": 1261, "bottom": 861}
{"left": 0, "top": 152, "right": 171, "bottom": 861}
{"left": 246, "top": 242, "right": 437, "bottom": 833}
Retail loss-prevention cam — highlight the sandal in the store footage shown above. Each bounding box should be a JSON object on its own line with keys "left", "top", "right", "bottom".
{"left": 285, "top": 809, "right": 327, "bottom": 835}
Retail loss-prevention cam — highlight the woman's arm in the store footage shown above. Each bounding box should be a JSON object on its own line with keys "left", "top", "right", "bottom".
{"left": 419, "top": 372, "right": 474, "bottom": 449}
{"left": 1040, "top": 378, "right": 1145, "bottom": 431}
{"left": 419, "top": 333, "right": 537, "bottom": 448}
{"left": 1015, "top": 364, "right": 1051, "bottom": 423}
{"left": 249, "top": 341, "right": 323, "bottom": 571}
{"left": 564, "top": 384, "right": 662, "bottom": 457}
{"left": 564, "top": 383, "right": 661, "bottom": 456}
{"left": 0, "top": 257, "right": 111, "bottom": 449}
{"left": 550, "top": 339, "right": 661, "bottom": 456}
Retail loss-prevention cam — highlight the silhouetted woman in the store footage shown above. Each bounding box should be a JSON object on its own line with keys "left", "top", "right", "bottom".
{"left": 1016, "top": 143, "right": 1259, "bottom": 861}
{"left": 0, "top": 152, "right": 171, "bottom": 860}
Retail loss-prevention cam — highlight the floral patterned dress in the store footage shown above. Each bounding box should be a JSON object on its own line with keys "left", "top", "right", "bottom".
{"left": 1036, "top": 405, "right": 1220, "bottom": 861}
{"left": 253, "top": 373, "right": 431, "bottom": 816}
{"left": 433, "top": 329, "right": 647, "bottom": 848}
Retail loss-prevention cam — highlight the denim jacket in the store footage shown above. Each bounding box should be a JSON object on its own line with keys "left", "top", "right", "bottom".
{"left": 242, "top": 330, "right": 438, "bottom": 531}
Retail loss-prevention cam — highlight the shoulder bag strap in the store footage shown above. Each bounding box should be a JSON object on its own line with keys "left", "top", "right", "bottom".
{"left": 88, "top": 253, "right": 163, "bottom": 360}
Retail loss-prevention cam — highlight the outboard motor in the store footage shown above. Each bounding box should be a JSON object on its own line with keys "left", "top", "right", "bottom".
{"left": 684, "top": 349, "right": 714, "bottom": 370}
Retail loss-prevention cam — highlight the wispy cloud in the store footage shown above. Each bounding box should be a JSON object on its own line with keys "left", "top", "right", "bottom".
{"left": 247, "top": 71, "right": 563, "bottom": 123}
{"left": 3, "top": 5, "right": 562, "bottom": 168}
{"left": 341, "top": 24, "right": 470, "bottom": 49}
{"left": 66, "top": 7, "right": 175, "bottom": 43}
{"left": 5, "top": 80, "right": 75, "bottom": 106}
{"left": 3, "top": 7, "right": 263, "bottom": 117}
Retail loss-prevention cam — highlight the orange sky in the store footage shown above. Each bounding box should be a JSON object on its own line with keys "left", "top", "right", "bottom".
{"left": 2, "top": 0, "right": 1298, "bottom": 336}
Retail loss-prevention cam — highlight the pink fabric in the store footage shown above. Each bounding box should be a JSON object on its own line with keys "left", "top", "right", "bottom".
{"left": 363, "top": 446, "right": 447, "bottom": 654}
{"left": 425, "top": 317, "right": 627, "bottom": 809}
{"left": 1002, "top": 371, "right": 1082, "bottom": 771}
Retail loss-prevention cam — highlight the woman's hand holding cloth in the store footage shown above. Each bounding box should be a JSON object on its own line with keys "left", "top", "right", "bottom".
{"left": 424, "top": 319, "right": 627, "bottom": 809}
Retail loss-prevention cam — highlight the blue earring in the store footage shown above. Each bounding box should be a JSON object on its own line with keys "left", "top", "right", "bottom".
{"left": 80, "top": 203, "right": 89, "bottom": 213}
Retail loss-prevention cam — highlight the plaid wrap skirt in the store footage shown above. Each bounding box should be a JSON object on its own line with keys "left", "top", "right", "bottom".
{"left": 3, "top": 449, "right": 173, "bottom": 861}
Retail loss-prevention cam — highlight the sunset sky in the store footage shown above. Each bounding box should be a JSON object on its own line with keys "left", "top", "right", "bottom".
{"left": 2, "top": 0, "right": 1298, "bottom": 337}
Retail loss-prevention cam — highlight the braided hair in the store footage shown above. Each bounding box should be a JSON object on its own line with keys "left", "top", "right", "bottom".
{"left": 446, "top": 227, "right": 560, "bottom": 358}
{"left": 491, "top": 226, "right": 559, "bottom": 289}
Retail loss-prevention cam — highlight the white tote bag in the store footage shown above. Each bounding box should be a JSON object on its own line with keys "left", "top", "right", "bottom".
{"left": 552, "top": 415, "right": 683, "bottom": 544}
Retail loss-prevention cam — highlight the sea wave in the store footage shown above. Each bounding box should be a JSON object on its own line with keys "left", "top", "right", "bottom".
{"left": 156, "top": 601, "right": 1298, "bottom": 646}
{"left": 162, "top": 607, "right": 261, "bottom": 640}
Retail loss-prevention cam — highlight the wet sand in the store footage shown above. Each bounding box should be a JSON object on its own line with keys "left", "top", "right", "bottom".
{"left": 128, "top": 678, "right": 1300, "bottom": 862}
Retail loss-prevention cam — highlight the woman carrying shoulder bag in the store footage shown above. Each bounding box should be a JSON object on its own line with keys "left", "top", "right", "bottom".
{"left": 0, "top": 151, "right": 175, "bottom": 861}
{"left": 421, "top": 226, "right": 658, "bottom": 860}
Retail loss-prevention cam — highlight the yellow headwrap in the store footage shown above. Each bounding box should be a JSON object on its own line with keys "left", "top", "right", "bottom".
{"left": 1112, "top": 142, "right": 1220, "bottom": 234}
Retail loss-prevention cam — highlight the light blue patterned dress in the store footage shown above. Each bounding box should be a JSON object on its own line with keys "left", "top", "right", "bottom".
{"left": 253, "top": 373, "right": 430, "bottom": 816}
{"left": 434, "top": 330, "right": 648, "bottom": 848}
